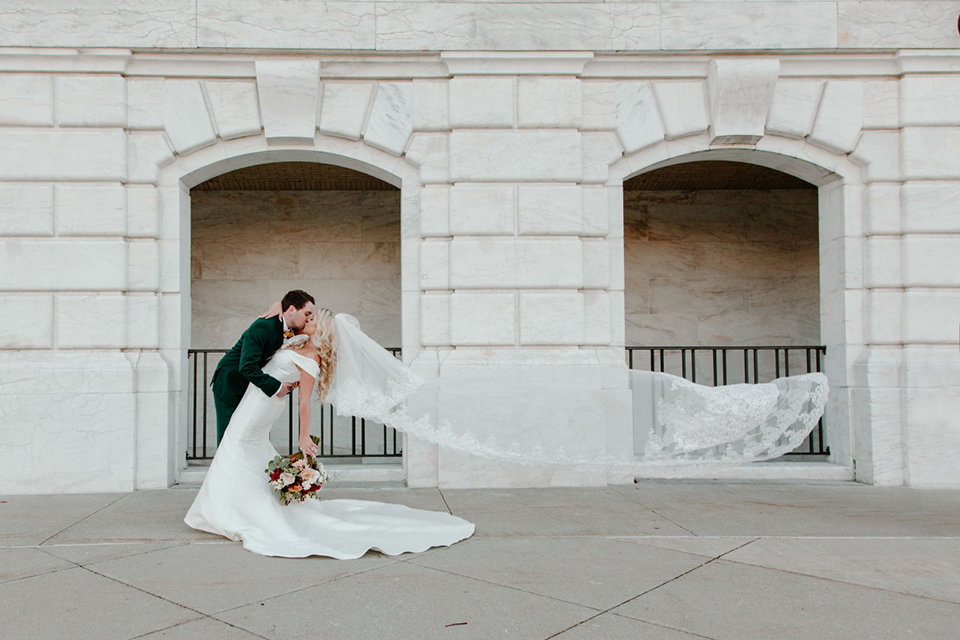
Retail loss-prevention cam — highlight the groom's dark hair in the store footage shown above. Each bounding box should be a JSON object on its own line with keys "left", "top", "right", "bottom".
{"left": 281, "top": 290, "right": 315, "bottom": 311}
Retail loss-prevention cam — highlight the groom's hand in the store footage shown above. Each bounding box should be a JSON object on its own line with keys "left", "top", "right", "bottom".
{"left": 276, "top": 381, "right": 299, "bottom": 398}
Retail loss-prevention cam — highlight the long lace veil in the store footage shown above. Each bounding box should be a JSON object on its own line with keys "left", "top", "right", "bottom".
{"left": 328, "top": 314, "right": 829, "bottom": 472}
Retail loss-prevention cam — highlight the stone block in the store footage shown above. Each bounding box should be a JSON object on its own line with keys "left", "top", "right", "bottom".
{"left": 902, "top": 128, "right": 960, "bottom": 180}
{"left": 864, "top": 183, "right": 901, "bottom": 236}
{"left": 405, "top": 133, "right": 449, "bottom": 184}
{"left": 419, "top": 185, "right": 449, "bottom": 237}
{"left": 319, "top": 82, "right": 376, "bottom": 141}
{"left": 766, "top": 80, "right": 822, "bottom": 139}
{"left": 127, "top": 294, "right": 161, "bottom": 348}
{"left": 902, "top": 75, "right": 960, "bottom": 126}
{"left": 57, "top": 184, "right": 126, "bottom": 236}
{"left": 58, "top": 75, "right": 126, "bottom": 127}
{"left": 204, "top": 81, "right": 262, "bottom": 140}
{"left": 862, "top": 80, "right": 899, "bottom": 130}
{"left": 519, "top": 293, "right": 584, "bottom": 345}
{"left": 903, "top": 290, "right": 960, "bottom": 344}
{"left": 652, "top": 82, "right": 709, "bottom": 140}
{"left": 0, "top": 185, "right": 54, "bottom": 236}
{"left": 376, "top": 2, "right": 659, "bottom": 51}
{"left": 58, "top": 294, "right": 127, "bottom": 348}
{"left": 127, "top": 132, "right": 174, "bottom": 184}
{"left": 0, "top": 130, "right": 126, "bottom": 181}
{"left": 126, "top": 185, "right": 160, "bottom": 238}
{"left": 517, "top": 184, "right": 581, "bottom": 235}
{"left": 902, "top": 181, "right": 960, "bottom": 233}
{"left": 198, "top": 0, "right": 375, "bottom": 49}
{"left": 126, "top": 79, "right": 164, "bottom": 130}
{"left": 582, "top": 239, "right": 611, "bottom": 289}
{"left": 255, "top": 60, "right": 321, "bottom": 142}
{"left": 615, "top": 82, "right": 664, "bottom": 153}
{"left": 707, "top": 59, "right": 779, "bottom": 144}
{"left": 581, "top": 132, "right": 623, "bottom": 184}
{"left": 449, "top": 130, "right": 582, "bottom": 182}
{"left": 839, "top": 1, "right": 960, "bottom": 49}
{"left": 413, "top": 80, "right": 449, "bottom": 132}
{"left": 420, "top": 240, "right": 449, "bottom": 290}
{"left": 903, "top": 237, "right": 960, "bottom": 287}
{"left": 449, "top": 184, "right": 515, "bottom": 236}
{"left": 449, "top": 238, "right": 583, "bottom": 289}
{"left": 662, "top": 1, "right": 837, "bottom": 50}
{"left": 0, "top": 74, "right": 54, "bottom": 126}
{"left": 161, "top": 80, "right": 216, "bottom": 155}
{"left": 517, "top": 77, "right": 582, "bottom": 128}
{"left": 364, "top": 82, "right": 414, "bottom": 156}
{"left": 851, "top": 130, "right": 900, "bottom": 183}
{"left": 128, "top": 240, "right": 161, "bottom": 291}
{"left": 0, "top": 0, "right": 195, "bottom": 48}
{"left": 863, "top": 237, "right": 902, "bottom": 289}
{"left": 809, "top": 81, "right": 863, "bottom": 154}
{"left": 450, "top": 293, "right": 515, "bottom": 346}
{"left": 448, "top": 77, "right": 514, "bottom": 128}
{"left": 420, "top": 293, "right": 451, "bottom": 346}
{"left": 581, "top": 81, "right": 617, "bottom": 131}
{"left": 0, "top": 239, "right": 127, "bottom": 291}
{"left": 903, "top": 385, "right": 960, "bottom": 487}
{"left": 580, "top": 186, "right": 609, "bottom": 237}
{"left": 0, "top": 295, "right": 53, "bottom": 349}
{"left": 584, "top": 292, "right": 612, "bottom": 346}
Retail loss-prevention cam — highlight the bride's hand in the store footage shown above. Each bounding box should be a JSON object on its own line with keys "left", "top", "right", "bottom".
{"left": 299, "top": 435, "right": 318, "bottom": 458}
{"left": 260, "top": 301, "right": 282, "bottom": 319}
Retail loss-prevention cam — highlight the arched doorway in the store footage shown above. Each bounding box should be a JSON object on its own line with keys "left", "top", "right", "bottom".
{"left": 186, "top": 161, "right": 401, "bottom": 463}
{"left": 611, "top": 141, "right": 863, "bottom": 478}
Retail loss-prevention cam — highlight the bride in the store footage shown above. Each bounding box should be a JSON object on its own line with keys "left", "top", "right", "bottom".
{"left": 184, "top": 308, "right": 475, "bottom": 559}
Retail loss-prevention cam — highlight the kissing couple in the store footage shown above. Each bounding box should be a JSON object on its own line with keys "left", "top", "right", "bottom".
{"left": 185, "top": 289, "right": 475, "bottom": 559}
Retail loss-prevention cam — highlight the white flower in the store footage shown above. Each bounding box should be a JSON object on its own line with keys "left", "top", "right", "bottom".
{"left": 280, "top": 472, "right": 296, "bottom": 486}
{"left": 301, "top": 468, "right": 321, "bottom": 484}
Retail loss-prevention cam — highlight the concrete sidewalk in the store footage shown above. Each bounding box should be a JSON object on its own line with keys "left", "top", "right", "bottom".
{"left": 2, "top": 481, "right": 959, "bottom": 640}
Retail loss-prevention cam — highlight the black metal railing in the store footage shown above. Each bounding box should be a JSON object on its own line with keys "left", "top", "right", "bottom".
{"left": 626, "top": 345, "right": 829, "bottom": 456}
{"left": 187, "top": 348, "right": 403, "bottom": 461}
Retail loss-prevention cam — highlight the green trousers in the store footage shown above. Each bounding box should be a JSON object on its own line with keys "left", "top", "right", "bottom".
{"left": 214, "top": 395, "right": 240, "bottom": 445}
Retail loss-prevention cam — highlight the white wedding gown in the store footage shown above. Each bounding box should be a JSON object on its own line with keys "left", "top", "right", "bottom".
{"left": 184, "top": 349, "right": 475, "bottom": 559}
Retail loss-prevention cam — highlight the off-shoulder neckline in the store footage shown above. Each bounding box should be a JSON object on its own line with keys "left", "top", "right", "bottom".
{"left": 286, "top": 349, "right": 320, "bottom": 370}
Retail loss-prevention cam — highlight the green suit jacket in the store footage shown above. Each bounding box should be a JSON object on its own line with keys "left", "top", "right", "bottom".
{"left": 211, "top": 317, "right": 284, "bottom": 408}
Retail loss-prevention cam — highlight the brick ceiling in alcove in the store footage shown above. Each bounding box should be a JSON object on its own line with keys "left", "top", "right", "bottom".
{"left": 191, "top": 162, "right": 398, "bottom": 191}
{"left": 192, "top": 160, "right": 814, "bottom": 192}
{"left": 625, "top": 161, "right": 815, "bottom": 190}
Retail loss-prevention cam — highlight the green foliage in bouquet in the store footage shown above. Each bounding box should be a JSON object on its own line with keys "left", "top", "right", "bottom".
{"left": 265, "top": 436, "right": 330, "bottom": 506}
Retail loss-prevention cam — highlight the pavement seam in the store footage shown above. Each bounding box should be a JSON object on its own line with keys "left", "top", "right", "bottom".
{"left": 126, "top": 616, "right": 272, "bottom": 640}
{"left": 716, "top": 555, "right": 960, "bottom": 607}
{"left": 208, "top": 556, "right": 404, "bottom": 617}
{"left": 404, "top": 557, "right": 605, "bottom": 613}
{"left": 437, "top": 488, "right": 453, "bottom": 515}
{"left": 36, "top": 541, "right": 189, "bottom": 568}
{"left": 610, "top": 485, "right": 699, "bottom": 535}
{"left": 33, "top": 492, "right": 129, "bottom": 546}
{"left": 545, "top": 538, "right": 758, "bottom": 640}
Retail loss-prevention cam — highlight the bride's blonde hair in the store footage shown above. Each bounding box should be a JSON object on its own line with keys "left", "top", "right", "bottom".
{"left": 310, "top": 308, "right": 337, "bottom": 402}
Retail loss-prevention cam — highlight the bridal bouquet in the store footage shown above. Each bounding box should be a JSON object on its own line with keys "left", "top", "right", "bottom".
{"left": 265, "top": 436, "right": 330, "bottom": 506}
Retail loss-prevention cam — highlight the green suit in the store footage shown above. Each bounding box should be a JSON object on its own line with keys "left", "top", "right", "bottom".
{"left": 212, "top": 316, "right": 285, "bottom": 443}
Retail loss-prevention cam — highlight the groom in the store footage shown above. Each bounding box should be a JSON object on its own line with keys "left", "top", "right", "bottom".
{"left": 211, "top": 289, "right": 316, "bottom": 444}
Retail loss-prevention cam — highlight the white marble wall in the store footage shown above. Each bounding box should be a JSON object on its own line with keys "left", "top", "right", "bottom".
{"left": 1, "top": 22, "right": 960, "bottom": 491}
{"left": 191, "top": 190, "right": 401, "bottom": 349}
{"left": 624, "top": 189, "right": 820, "bottom": 347}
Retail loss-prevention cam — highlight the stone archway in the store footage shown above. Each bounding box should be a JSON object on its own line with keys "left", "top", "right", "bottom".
{"left": 609, "top": 137, "right": 868, "bottom": 481}
{"left": 140, "top": 136, "right": 422, "bottom": 488}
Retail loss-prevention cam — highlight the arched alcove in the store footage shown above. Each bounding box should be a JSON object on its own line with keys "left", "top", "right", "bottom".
{"left": 610, "top": 139, "right": 861, "bottom": 476}
{"left": 623, "top": 160, "right": 819, "bottom": 351}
